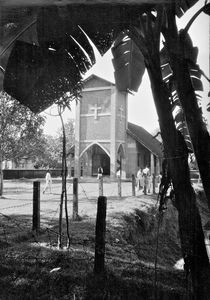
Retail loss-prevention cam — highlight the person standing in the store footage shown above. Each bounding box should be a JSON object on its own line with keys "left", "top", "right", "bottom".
{"left": 136, "top": 168, "right": 142, "bottom": 190}
{"left": 43, "top": 169, "right": 52, "bottom": 194}
{"left": 97, "top": 166, "right": 103, "bottom": 179}
{"left": 142, "top": 165, "right": 150, "bottom": 195}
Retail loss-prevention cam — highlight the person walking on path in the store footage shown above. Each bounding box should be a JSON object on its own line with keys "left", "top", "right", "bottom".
{"left": 142, "top": 165, "right": 150, "bottom": 195}
{"left": 43, "top": 169, "right": 52, "bottom": 194}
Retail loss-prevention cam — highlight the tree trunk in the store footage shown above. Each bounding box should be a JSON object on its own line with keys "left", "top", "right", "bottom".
{"left": 58, "top": 191, "right": 64, "bottom": 249}
{"left": 164, "top": 10, "right": 210, "bottom": 210}
{"left": 0, "top": 152, "right": 3, "bottom": 196}
{"left": 60, "top": 110, "right": 71, "bottom": 248}
{"left": 146, "top": 62, "right": 210, "bottom": 299}
{"left": 129, "top": 15, "right": 210, "bottom": 296}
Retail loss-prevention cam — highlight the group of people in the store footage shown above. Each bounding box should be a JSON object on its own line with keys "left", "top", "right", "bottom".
{"left": 97, "top": 164, "right": 152, "bottom": 195}
{"left": 136, "top": 165, "right": 151, "bottom": 195}
{"left": 43, "top": 166, "right": 154, "bottom": 196}
{"left": 97, "top": 164, "right": 152, "bottom": 196}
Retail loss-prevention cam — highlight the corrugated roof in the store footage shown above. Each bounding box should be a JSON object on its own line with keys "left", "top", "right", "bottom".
{"left": 127, "top": 122, "right": 163, "bottom": 157}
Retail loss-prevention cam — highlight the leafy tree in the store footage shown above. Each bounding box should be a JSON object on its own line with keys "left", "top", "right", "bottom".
{"left": 57, "top": 118, "right": 75, "bottom": 154}
{"left": 33, "top": 134, "right": 61, "bottom": 169}
{"left": 0, "top": 91, "right": 45, "bottom": 195}
{"left": 33, "top": 118, "right": 75, "bottom": 169}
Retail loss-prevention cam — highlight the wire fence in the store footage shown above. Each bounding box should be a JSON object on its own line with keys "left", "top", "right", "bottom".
{"left": 0, "top": 177, "right": 147, "bottom": 299}
{"left": 0, "top": 178, "right": 150, "bottom": 246}
{"left": 1, "top": 178, "right": 205, "bottom": 300}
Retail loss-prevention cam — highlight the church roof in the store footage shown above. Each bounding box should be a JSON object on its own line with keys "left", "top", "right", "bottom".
{"left": 127, "top": 122, "right": 163, "bottom": 157}
{"left": 83, "top": 74, "right": 115, "bottom": 87}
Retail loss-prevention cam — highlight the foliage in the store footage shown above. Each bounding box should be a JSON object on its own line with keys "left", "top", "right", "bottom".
{"left": 0, "top": 91, "right": 45, "bottom": 164}
{"left": 57, "top": 118, "right": 75, "bottom": 154}
{"left": 33, "top": 134, "right": 61, "bottom": 169}
{"left": 123, "top": 204, "right": 181, "bottom": 267}
{"left": 0, "top": 208, "right": 187, "bottom": 299}
{"left": 34, "top": 118, "right": 75, "bottom": 169}
{"left": 112, "top": 31, "right": 145, "bottom": 93}
{"left": 160, "top": 31, "right": 206, "bottom": 153}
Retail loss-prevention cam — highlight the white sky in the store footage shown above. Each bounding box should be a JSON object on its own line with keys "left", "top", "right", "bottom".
{"left": 43, "top": 2, "right": 209, "bottom": 135}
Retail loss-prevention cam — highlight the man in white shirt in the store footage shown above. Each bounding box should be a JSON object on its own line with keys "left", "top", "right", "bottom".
{"left": 43, "top": 169, "right": 52, "bottom": 194}
{"left": 136, "top": 168, "right": 142, "bottom": 190}
{"left": 142, "top": 165, "right": 150, "bottom": 195}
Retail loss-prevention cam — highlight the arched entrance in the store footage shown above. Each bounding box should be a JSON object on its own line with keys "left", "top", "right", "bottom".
{"left": 80, "top": 143, "right": 110, "bottom": 176}
{"left": 92, "top": 144, "right": 110, "bottom": 176}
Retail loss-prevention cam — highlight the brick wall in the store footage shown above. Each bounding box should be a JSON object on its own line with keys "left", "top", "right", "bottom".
{"left": 126, "top": 135, "right": 137, "bottom": 177}
{"left": 80, "top": 89, "right": 111, "bottom": 141}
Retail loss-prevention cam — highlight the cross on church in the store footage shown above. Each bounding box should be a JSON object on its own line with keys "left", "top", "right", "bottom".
{"left": 91, "top": 103, "right": 102, "bottom": 120}
{"left": 119, "top": 105, "right": 124, "bottom": 120}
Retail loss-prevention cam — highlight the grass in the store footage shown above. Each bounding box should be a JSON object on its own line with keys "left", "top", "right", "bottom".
{"left": 0, "top": 200, "right": 189, "bottom": 299}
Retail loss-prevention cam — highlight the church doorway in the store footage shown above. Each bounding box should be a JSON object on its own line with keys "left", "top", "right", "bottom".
{"left": 92, "top": 144, "right": 110, "bottom": 176}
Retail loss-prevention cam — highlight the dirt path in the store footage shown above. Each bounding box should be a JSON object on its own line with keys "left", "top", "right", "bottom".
{"left": 1, "top": 179, "right": 157, "bottom": 227}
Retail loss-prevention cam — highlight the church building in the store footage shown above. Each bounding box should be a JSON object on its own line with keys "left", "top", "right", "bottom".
{"left": 71, "top": 74, "right": 163, "bottom": 179}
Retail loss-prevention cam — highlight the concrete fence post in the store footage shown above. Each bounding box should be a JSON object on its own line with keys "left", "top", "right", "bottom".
{"left": 118, "top": 176, "right": 122, "bottom": 198}
{"left": 32, "top": 181, "right": 40, "bottom": 232}
{"left": 99, "top": 176, "right": 103, "bottom": 196}
{"left": 132, "top": 174, "right": 136, "bottom": 196}
{"left": 73, "top": 177, "right": 78, "bottom": 220}
{"left": 152, "top": 174, "right": 156, "bottom": 194}
{"left": 94, "top": 196, "right": 107, "bottom": 274}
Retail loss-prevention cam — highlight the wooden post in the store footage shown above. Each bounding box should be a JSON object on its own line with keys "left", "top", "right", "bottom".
{"left": 132, "top": 174, "right": 136, "bottom": 196}
{"left": 98, "top": 176, "right": 103, "bottom": 196}
{"left": 94, "top": 196, "right": 107, "bottom": 274}
{"left": 73, "top": 177, "right": 78, "bottom": 220}
{"left": 118, "top": 176, "right": 121, "bottom": 197}
{"left": 152, "top": 174, "right": 156, "bottom": 194}
{"left": 32, "top": 181, "right": 40, "bottom": 232}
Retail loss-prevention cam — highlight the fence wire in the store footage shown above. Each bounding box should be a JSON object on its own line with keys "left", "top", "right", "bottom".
{"left": 0, "top": 178, "right": 156, "bottom": 249}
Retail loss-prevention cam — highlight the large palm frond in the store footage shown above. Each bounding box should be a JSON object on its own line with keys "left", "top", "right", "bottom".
{"left": 112, "top": 32, "right": 145, "bottom": 93}
{"left": 160, "top": 31, "right": 205, "bottom": 152}
{"left": 2, "top": 5, "right": 149, "bottom": 112}
{"left": 0, "top": 0, "right": 199, "bottom": 113}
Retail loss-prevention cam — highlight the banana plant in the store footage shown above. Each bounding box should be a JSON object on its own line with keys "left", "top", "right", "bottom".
{"left": 111, "top": 31, "right": 145, "bottom": 93}
{"left": 161, "top": 3, "right": 210, "bottom": 209}
{"left": 160, "top": 37, "right": 205, "bottom": 154}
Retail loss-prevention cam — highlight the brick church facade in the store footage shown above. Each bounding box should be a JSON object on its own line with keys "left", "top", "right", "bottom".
{"left": 70, "top": 74, "right": 162, "bottom": 179}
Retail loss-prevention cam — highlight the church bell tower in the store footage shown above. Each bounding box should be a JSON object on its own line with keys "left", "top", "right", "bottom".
{"left": 74, "top": 74, "right": 128, "bottom": 178}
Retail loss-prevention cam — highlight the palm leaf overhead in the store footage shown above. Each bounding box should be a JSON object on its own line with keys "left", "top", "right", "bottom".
{"left": 2, "top": 5, "right": 150, "bottom": 113}
{"left": 0, "top": 8, "right": 38, "bottom": 90}
{"left": 112, "top": 32, "right": 145, "bottom": 93}
{"left": 160, "top": 31, "right": 206, "bottom": 153}
{"left": 1, "top": 0, "right": 199, "bottom": 113}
